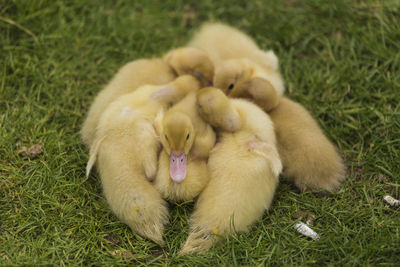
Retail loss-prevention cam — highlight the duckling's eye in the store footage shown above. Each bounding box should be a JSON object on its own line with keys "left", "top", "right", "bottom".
{"left": 164, "top": 134, "right": 169, "bottom": 142}
{"left": 227, "top": 83, "right": 235, "bottom": 92}
{"left": 186, "top": 134, "right": 190, "bottom": 141}
{"left": 193, "top": 71, "right": 203, "bottom": 79}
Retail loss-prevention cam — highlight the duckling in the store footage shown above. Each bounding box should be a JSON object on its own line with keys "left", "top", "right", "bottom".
{"left": 153, "top": 92, "right": 216, "bottom": 202}
{"left": 268, "top": 97, "right": 346, "bottom": 191}
{"left": 163, "top": 47, "right": 214, "bottom": 87}
{"left": 214, "top": 60, "right": 346, "bottom": 191}
{"left": 81, "top": 58, "right": 176, "bottom": 148}
{"left": 180, "top": 87, "right": 282, "bottom": 254}
{"left": 188, "top": 22, "right": 285, "bottom": 96}
{"left": 188, "top": 22, "right": 280, "bottom": 72}
{"left": 215, "top": 68, "right": 346, "bottom": 191}
{"left": 87, "top": 75, "right": 200, "bottom": 245}
{"left": 188, "top": 23, "right": 346, "bottom": 192}
{"left": 214, "top": 58, "right": 280, "bottom": 112}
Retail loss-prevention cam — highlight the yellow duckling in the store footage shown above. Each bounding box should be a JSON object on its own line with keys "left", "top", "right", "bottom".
{"left": 188, "top": 22, "right": 281, "bottom": 73}
{"left": 154, "top": 92, "right": 216, "bottom": 202}
{"left": 188, "top": 22, "right": 285, "bottom": 97}
{"left": 187, "top": 22, "right": 346, "bottom": 192}
{"left": 269, "top": 97, "right": 346, "bottom": 191}
{"left": 81, "top": 58, "right": 175, "bottom": 148}
{"left": 179, "top": 87, "right": 282, "bottom": 254}
{"left": 213, "top": 58, "right": 280, "bottom": 112}
{"left": 86, "top": 75, "right": 200, "bottom": 245}
{"left": 164, "top": 47, "right": 214, "bottom": 87}
{"left": 215, "top": 65, "right": 346, "bottom": 192}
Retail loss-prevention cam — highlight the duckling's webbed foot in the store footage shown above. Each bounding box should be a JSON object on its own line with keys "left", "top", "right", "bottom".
{"left": 196, "top": 87, "right": 241, "bottom": 132}
{"left": 235, "top": 77, "right": 280, "bottom": 112}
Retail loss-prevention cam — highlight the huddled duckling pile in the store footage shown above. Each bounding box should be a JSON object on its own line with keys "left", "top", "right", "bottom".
{"left": 82, "top": 23, "right": 345, "bottom": 254}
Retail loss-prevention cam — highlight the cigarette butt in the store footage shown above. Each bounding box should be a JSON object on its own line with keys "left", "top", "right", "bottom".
{"left": 294, "top": 222, "right": 320, "bottom": 240}
{"left": 383, "top": 195, "right": 400, "bottom": 206}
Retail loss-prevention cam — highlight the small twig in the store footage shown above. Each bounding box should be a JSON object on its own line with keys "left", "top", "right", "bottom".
{"left": 0, "top": 15, "right": 39, "bottom": 43}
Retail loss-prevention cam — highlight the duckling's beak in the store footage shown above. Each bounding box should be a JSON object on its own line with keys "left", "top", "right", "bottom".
{"left": 170, "top": 149, "right": 187, "bottom": 183}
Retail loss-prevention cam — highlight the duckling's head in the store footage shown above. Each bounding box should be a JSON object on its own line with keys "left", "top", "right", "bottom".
{"left": 165, "top": 47, "right": 214, "bottom": 87}
{"left": 160, "top": 111, "right": 195, "bottom": 183}
{"left": 213, "top": 59, "right": 254, "bottom": 97}
{"left": 196, "top": 87, "right": 242, "bottom": 132}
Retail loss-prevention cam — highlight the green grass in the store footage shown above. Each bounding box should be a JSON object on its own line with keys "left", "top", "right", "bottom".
{"left": 1, "top": 0, "right": 399, "bottom": 265}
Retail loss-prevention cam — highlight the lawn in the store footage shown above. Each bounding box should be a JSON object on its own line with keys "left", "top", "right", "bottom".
{"left": 1, "top": 0, "right": 399, "bottom": 265}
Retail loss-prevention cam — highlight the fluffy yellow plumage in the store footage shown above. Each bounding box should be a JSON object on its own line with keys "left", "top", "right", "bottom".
{"left": 86, "top": 75, "right": 200, "bottom": 245}
{"left": 182, "top": 22, "right": 346, "bottom": 192}
{"left": 81, "top": 58, "right": 176, "bottom": 148}
{"left": 164, "top": 47, "right": 214, "bottom": 87}
{"left": 214, "top": 58, "right": 280, "bottom": 112}
{"left": 154, "top": 92, "right": 216, "bottom": 202}
{"left": 179, "top": 87, "right": 282, "bottom": 254}
{"left": 269, "top": 97, "right": 346, "bottom": 191}
{"left": 81, "top": 22, "right": 346, "bottom": 254}
{"left": 188, "top": 22, "right": 285, "bottom": 97}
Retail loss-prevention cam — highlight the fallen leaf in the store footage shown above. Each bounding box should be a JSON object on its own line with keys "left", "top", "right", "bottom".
{"left": 104, "top": 233, "right": 120, "bottom": 245}
{"left": 111, "top": 250, "right": 121, "bottom": 256}
{"left": 111, "top": 250, "right": 135, "bottom": 260}
{"left": 121, "top": 251, "right": 134, "bottom": 260}
{"left": 17, "top": 142, "right": 44, "bottom": 159}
